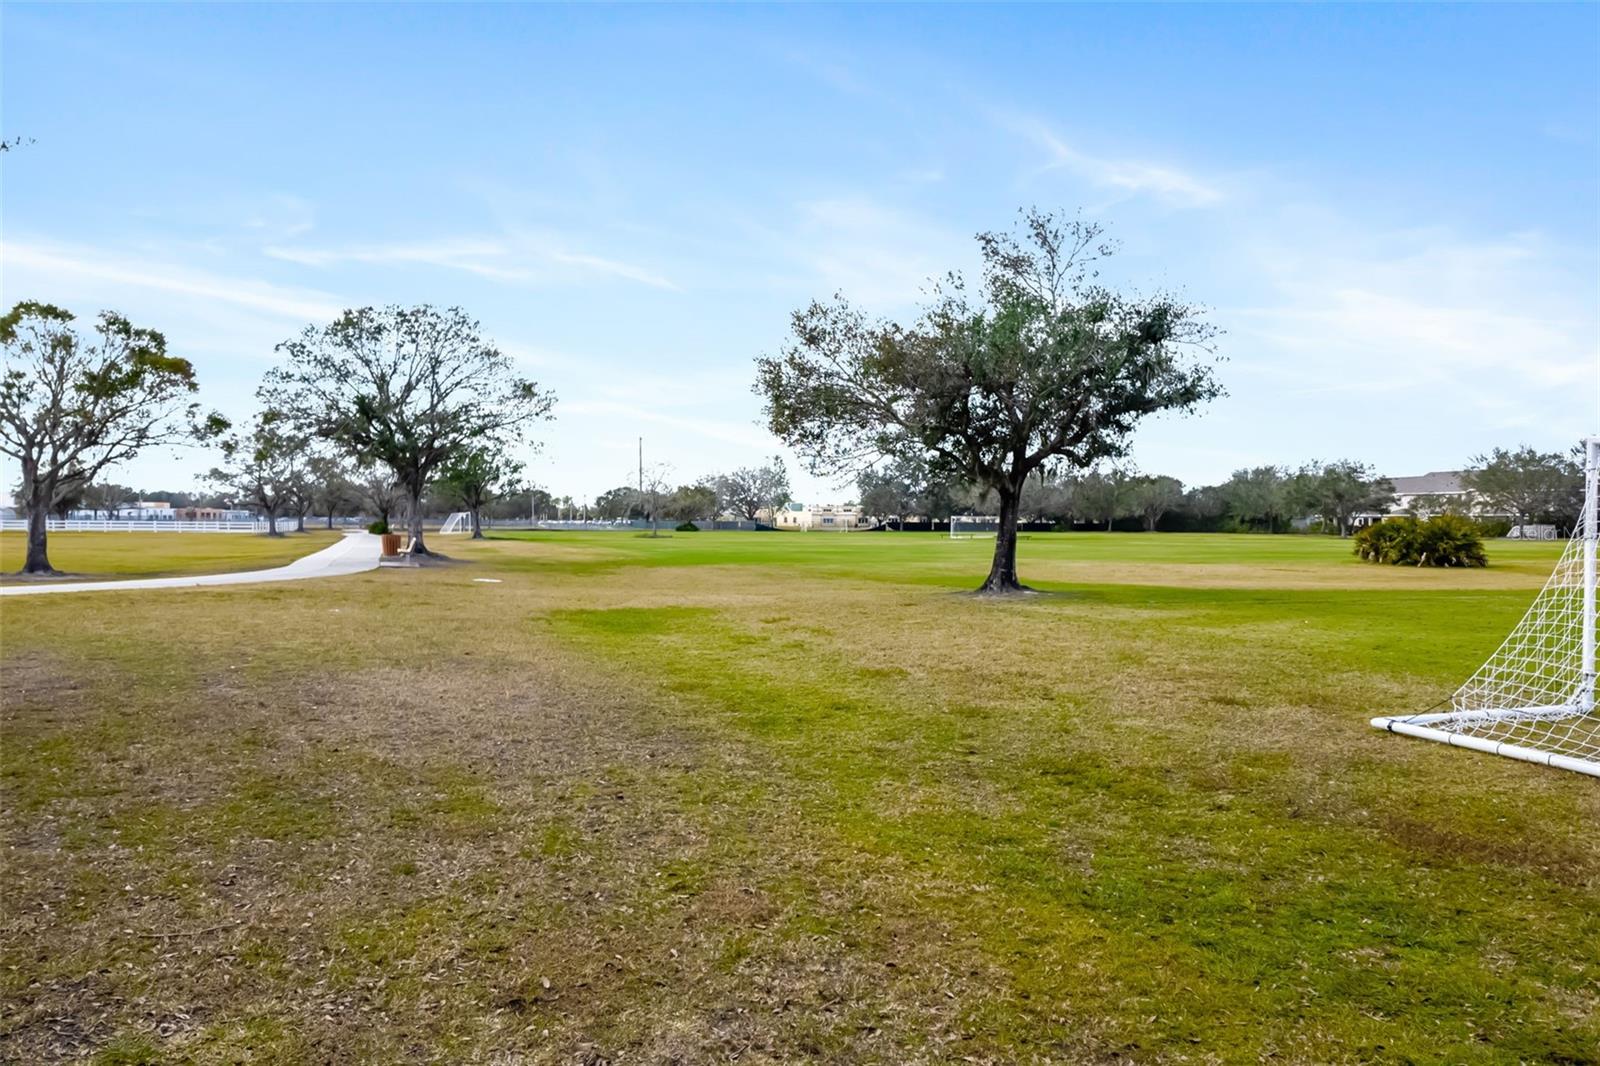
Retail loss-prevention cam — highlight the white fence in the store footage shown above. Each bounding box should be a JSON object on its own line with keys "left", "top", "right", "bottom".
{"left": 1, "top": 519, "right": 277, "bottom": 533}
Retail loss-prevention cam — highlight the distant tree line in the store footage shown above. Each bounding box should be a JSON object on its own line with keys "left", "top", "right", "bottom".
{"left": 587, "top": 457, "right": 792, "bottom": 529}
{"left": 849, "top": 458, "right": 1395, "bottom": 535}
{"left": 849, "top": 445, "right": 1587, "bottom": 536}
{"left": 16, "top": 440, "right": 1586, "bottom": 547}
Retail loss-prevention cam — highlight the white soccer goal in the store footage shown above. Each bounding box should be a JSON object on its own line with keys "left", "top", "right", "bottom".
{"left": 439, "top": 511, "right": 473, "bottom": 534}
{"left": 1371, "top": 436, "right": 1599, "bottom": 777}
{"left": 951, "top": 515, "right": 1000, "bottom": 539}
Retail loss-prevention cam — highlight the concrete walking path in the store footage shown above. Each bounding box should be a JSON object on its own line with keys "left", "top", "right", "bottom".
{"left": 1, "top": 531, "right": 382, "bottom": 597}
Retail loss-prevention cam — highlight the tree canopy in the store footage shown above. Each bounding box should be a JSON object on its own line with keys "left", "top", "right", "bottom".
{"left": 712, "top": 458, "right": 791, "bottom": 524}
{"left": 757, "top": 209, "right": 1220, "bottom": 591}
{"left": 434, "top": 445, "right": 524, "bottom": 538}
{"left": 262, "top": 305, "right": 555, "bottom": 555}
{"left": 1464, "top": 446, "right": 1583, "bottom": 530}
{"left": 1124, "top": 474, "right": 1185, "bottom": 532}
{"left": 1293, "top": 460, "right": 1393, "bottom": 536}
{"left": 0, "top": 301, "right": 213, "bottom": 573}
{"left": 208, "top": 411, "right": 308, "bottom": 536}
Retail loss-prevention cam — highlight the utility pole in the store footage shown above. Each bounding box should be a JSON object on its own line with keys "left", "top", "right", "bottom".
{"left": 638, "top": 437, "right": 644, "bottom": 523}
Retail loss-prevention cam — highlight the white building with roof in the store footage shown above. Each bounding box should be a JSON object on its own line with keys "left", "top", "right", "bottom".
{"left": 1354, "top": 470, "right": 1516, "bottom": 526}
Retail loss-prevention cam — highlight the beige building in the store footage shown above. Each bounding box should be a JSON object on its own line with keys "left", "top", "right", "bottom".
{"left": 768, "top": 502, "right": 871, "bottom": 531}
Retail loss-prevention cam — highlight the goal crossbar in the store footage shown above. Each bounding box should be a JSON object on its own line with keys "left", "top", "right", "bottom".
{"left": 1370, "top": 436, "right": 1600, "bottom": 777}
{"left": 950, "top": 514, "right": 1000, "bottom": 539}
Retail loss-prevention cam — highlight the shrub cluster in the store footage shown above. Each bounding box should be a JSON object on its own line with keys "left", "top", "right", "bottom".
{"left": 367, "top": 519, "right": 389, "bottom": 534}
{"left": 1353, "top": 514, "right": 1488, "bottom": 567}
{"left": 675, "top": 521, "right": 699, "bottom": 532}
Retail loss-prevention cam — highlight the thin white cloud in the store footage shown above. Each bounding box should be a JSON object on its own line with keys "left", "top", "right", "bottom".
{"left": 997, "top": 114, "right": 1224, "bottom": 208}
{"left": 546, "top": 249, "right": 678, "bottom": 291}
{"left": 562, "top": 399, "right": 773, "bottom": 450}
{"left": 240, "top": 193, "right": 316, "bottom": 239}
{"left": 265, "top": 234, "right": 680, "bottom": 291}
{"left": 1239, "top": 230, "right": 1593, "bottom": 373}
{"left": 1221, "top": 225, "right": 1599, "bottom": 441}
{"left": 3, "top": 240, "right": 343, "bottom": 321}
{"left": 784, "top": 196, "right": 966, "bottom": 308}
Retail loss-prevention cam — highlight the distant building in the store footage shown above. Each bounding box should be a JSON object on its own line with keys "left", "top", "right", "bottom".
{"left": 768, "top": 501, "right": 871, "bottom": 531}
{"left": 64, "top": 500, "right": 256, "bottom": 522}
{"left": 120, "top": 500, "right": 174, "bottom": 519}
{"left": 1353, "top": 470, "right": 1514, "bottom": 527}
{"left": 173, "top": 506, "right": 255, "bottom": 521}
{"left": 1387, "top": 471, "right": 1466, "bottom": 515}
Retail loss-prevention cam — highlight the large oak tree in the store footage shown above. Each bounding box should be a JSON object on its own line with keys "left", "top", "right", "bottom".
{"left": 756, "top": 210, "right": 1221, "bottom": 593}
{"left": 208, "top": 410, "right": 308, "bottom": 536}
{"left": 1463, "top": 446, "right": 1583, "bottom": 531}
{"left": 712, "top": 458, "right": 792, "bottom": 525}
{"left": 263, "top": 305, "right": 555, "bottom": 556}
{"left": 433, "top": 444, "right": 524, "bottom": 539}
{"left": 1292, "top": 460, "right": 1393, "bottom": 537}
{"left": 0, "top": 302, "right": 211, "bottom": 574}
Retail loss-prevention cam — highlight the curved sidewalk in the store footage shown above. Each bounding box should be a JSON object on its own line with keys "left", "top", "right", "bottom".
{"left": 1, "top": 531, "right": 381, "bottom": 597}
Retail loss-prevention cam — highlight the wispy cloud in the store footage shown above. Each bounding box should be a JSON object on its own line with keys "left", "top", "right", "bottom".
{"left": 264, "top": 234, "right": 680, "bottom": 291}
{"left": 779, "top": 196, "right": 965, "bottom": 308}
{"left": 562, "top": 399, "right": 773, "bottom": 450}
{"left": 240, "top": 193, "right": 316, "bottom": 240}
{"left": 1225, "top": 227, "right": 1598, "bottom": 427}
{"left": 997, "top": 114, "right": 1224, "bottom": 209}
{"left": 4, "top": 240, "right": 342, "bottom": 321}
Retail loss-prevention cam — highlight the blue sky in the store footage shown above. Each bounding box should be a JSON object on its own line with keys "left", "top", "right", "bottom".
{"left": 3, "top": 3, "right": 1596, "bottom": 504}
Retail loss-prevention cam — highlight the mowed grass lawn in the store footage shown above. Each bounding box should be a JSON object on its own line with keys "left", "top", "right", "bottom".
{"left": 2, "top": 531, "right": 1595, "bottom": 1064}
{"left": 0, "top": 531, "right": 339, "bottom": 582}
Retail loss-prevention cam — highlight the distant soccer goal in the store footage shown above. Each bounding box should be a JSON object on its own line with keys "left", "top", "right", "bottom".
{"left": 950, "top": 515, "right": 999, "bottom": 539}
{"left": 439, "top": 511, "right": 473, "bottom": 534}
{"left": 1371, "top": 436, "right": 1599, "bottom": 777}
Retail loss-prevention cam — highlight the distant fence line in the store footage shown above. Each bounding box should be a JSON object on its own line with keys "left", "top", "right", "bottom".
{"left": 2, "top": 519, "right": 276, "bottom": 533}
{"left": 527, "top": 519, "right": 659, "bottom": 531}
{"left": 522, "top": 519, "right": 764, "bottom": 531}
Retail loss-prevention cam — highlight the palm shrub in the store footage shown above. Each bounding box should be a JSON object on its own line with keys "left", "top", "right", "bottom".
{"left": 1413, "top": 513, "right": 1488, "bottom": 567}
{"left": 1353, "top": 517, "right": 1416, "bottom": 563}
{"left": 1353, "top": 515, "right": 1487, "bottom": 567}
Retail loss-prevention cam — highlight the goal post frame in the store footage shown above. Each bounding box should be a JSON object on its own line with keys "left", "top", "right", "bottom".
{"left": 1370, "top": 435, "right": 1600, "bottom": 776}
{"left": 1584, "top": 434, "right": 1598, "bottom": 706}
{"left": 950, "top": 514, "right": 1000, "bottom": 540}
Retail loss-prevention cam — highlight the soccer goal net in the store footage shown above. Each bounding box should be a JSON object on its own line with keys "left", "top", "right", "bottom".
{"left": 950, "top": 515, "right": 1000, "bottom": 539}
{"left": 1371, "top": 437, "right": 1599, "bottom": 777}
{"left": 439, "top": 511, "right": 473, "bottom": 534}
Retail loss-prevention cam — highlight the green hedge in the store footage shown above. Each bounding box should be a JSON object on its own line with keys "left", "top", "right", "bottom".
{"left": 1353, "top": 514, "right": 1487, "bottom": 567}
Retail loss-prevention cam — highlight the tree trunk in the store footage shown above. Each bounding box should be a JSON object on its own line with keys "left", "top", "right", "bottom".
{"left": 22, "top": 504, "right": 55, "bottom": 575}
{"left": 265, "top": 510, "right": 281, "bottom": 536}
{"left": 296, "top": 513, "right": 306, "bottom": 533}
{"left": 406, "top": 490, "right": 431, "bottom": 555}
{"left": 471, "top": 508, "right": 484, "bottom": 539}
{"left": 978, "top": 488, "right": 1026, "bottom": 594}
{"left": 326, "top": 512, "right": 335, "bottom": 530}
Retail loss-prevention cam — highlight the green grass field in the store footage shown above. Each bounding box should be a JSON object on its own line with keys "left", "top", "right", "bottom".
{"left": 0, "top": 530, "right": 339, "bottom": 582}
{"left": 2, "top": 531, "right": 1595, "bottom": 1064}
